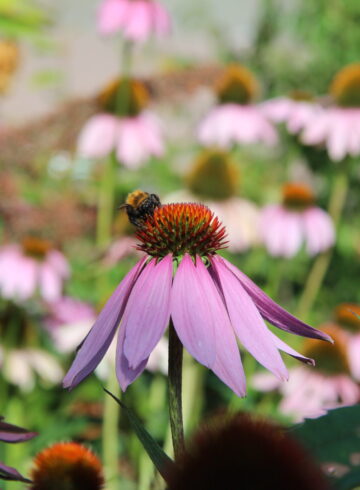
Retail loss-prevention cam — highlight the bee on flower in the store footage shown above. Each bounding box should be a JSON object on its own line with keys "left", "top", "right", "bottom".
{"left": 64, "top": 192, "right": 331, "bottom": 396}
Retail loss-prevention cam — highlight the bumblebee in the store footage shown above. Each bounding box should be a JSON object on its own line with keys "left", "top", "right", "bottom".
{"left": 120, "top": 190, "right": 161, "bottom": 227}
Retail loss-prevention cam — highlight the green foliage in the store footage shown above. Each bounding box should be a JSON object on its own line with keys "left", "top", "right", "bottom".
{"left": 291, "top": 406, "right": 360, "bottom": 488}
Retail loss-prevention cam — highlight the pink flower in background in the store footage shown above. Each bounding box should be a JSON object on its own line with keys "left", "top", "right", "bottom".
{"left": 300, "top": 63, "right": 360, "bottom": 161}
{"left": 98, "top": 0, "right": 171, "bottom": 42}
{"left": 301, "top": 107, "right": 360, "bottom": 161}
{"left": 198, "top": 65, "right": 277, "bottom": 148}
{"left": 78, "top": 112, "right": 164, "bottom": 168}
{"left": 0, "top": 346, "right": 63, "bottom": 392}
{"left": 260, "top": 96, "right": 320, "bottom": 134}
{"left": 102, "top": 236, "right": 143, "bottom": 267}
{"left": 260, "top": 183, "right": 335, "bottom": 258}
{"left": 64, "top": 202, "right": 331, "bottom": 396}
{"left": 0, "top": 238, "right": 70, "bottom": 302}
{"left": 253, "top": 326, "right": 360, "bottom": 421}
{"left": 198, "top": 104, "right": 277, "bottom": 148}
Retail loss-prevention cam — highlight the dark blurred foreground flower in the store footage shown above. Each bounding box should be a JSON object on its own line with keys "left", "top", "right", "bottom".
{"left": 64, "top": 200, "right": 332, "bottom": 396}
{"left": 30, "top": 442, "right": 104, "bottom": 490}
{"left": 165, "top": 413, "right": 330, "bottom": 490}
{"left": 0, "top": 416, "right": 37, "bottom": 482}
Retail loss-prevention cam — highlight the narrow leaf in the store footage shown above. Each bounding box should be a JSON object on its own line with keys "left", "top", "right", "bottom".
{"left": 104, "top": 388, "right": 174, "bottom": 481}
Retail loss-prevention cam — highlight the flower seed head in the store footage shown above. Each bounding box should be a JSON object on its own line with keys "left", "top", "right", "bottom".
{"left": 186, "top": 149, "right": 239, "bottom": 200}
{"left": 334, "top": 303, "right": 360, "bottom": 333}
{"left": 330, "top": 63, "right": 360, "bottom": 107}
{"left": 135, "top": 202, "right": 228, "bottom": 258}
{"left": 303, "top": 325, "right": 349, "bottom": 375}
{"left": 30, "top": 442, "right": 104, "bottom": 490}
{"left": 21, "top": 236, "right": 53, "bottom": 260}
{"left": 97, "top": 78, "right": 149, "bottom": 116}
{"left": 216, "top": 64, "right": 259, "bottom": 105}
{"left": 282, "top": 182, "right": 315, "bottom": 210}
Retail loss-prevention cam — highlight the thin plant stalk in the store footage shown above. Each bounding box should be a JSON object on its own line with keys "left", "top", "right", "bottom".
{"left": 102, "top": 370, "right": 121, "bottom": 490}
{"left": 296, "top": 167, "right": 349, "bottom": 320}
{"left": 100, "top": 40, "right": 134, "bottom": 488}
{"left": 168, "top": 321, "right": 185, "bottom": 460}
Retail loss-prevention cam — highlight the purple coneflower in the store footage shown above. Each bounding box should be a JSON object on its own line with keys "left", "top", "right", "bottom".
{"left": 198, "top": 64, "right": 277, "bottom": 148}
{"left": 0, "top": 237, "right": 69, "bottom": 302}
{"left": 260, "top": 91, "right": 321, "bottom": 134}
{"left": 64, "top": 200, "right": 331, "bottom": 396}
{"left": 0, "top": 416, "right": 37, "bottom": 482}
{"left": 260, "top": 183, "right": 335, "bottom": 258}
{"left": 78, "top": 79, "right": 164, "bottom": 168}
{"left": 254, "top": 325, "right": 360, "bottom": 422}
{"left": 301, "top": 63, "right": 360, "bottom": 161}
{"left": 97, "top": 0, "right": 170, "bottom": 42}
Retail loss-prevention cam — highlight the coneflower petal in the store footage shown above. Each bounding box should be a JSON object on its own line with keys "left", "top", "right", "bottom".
{"left": 123, "top": 255, "right": 172, "bottom": 369}
{"left": 171, "top": 254, "right": 218, "bottom": 368}
{"left": 269, "top": 332, "right": 314, "bottom": 366}
{"left": 219, "top": 256, "right": 332, "bottom": 343}
{"left": 211, "top": 256, "right": 288, "bottom": 380}
{"left": 63, "top": 258, "right": 146, "bottom": 389}
{"left": 0, "top": 461, "right": 31, "bottom": 483}
{"left": 116, "top": 325, "right": 148, "bottom": 391}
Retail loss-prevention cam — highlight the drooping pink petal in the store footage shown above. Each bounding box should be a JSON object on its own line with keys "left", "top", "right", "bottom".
{"left": 124, "top": 1, "right": 152, "bottom": 42}
{"left": 138, "top": 113, "right": 164, "bottom": 157}
{"left": 260, "top": 205, "right": 303, "bottom": 258}
{"left": 303, "top": 207, "right": 335, "bottom": 255}
{"left": 348, "top": 334, "right": 360, "bottom": 381}
{"left": 14, "top": 256, "right": 38, "bottom": 300}
{"left": 269, "top": 331, "right": 314, "bottom": 365}
{"left": 218, "top": 256, "right": 332, "bottom": 342}
{"left": 116, "top": 321, "right": 148, "bottom": 391}
{"left": 171, "top": 254, "right": 218, "bottom": 368}
{"left": 152, "top": 1, "right": 171, "bottom": 35}
{"left": 97, "top": 0, "right": 128, "bottom": 35}
{"left": 210, "top": 256, "right": 288, "bottom": 380}
{"left": 63, "top": 258, "right": 146, "bottom": 389}
{"left": 116, "top": 118, "right": 149, "bottom": 168}
{"left": 46, "top": 250, "right": 70, "bottom": 278}
{"left": 39, "top": 263, "right": 62, "bottom": 302}
{"left": 77, "top": 114, "right": 117, "bottom": 159}
{"left": 211, "top": 306, "right": 246, "bottom": 397}
{"left": 123, "top": 255, "right": 172, "bottom": 369}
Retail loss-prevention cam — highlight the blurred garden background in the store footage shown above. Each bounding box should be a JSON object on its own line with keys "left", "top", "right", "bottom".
{"left": 0, "top": 0, "right": 360, "bottom": 488}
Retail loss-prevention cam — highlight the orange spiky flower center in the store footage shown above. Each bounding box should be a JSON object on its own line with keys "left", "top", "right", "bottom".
{"left": 282, "top": 183, "right": 315, "bottom": 210}
{"left": 186, "top": 149, "right": 239, "bottom": 200}
{"left": 21, "top": 237, "right": 53, "bottom": 260}
{"left": 30, "top": 442, "right": 104, "bottom": 490}
{"left": 135, "top": 203, "right": 228, "bottom": 258}
{"left": 216, "top": 64, "right": 259, "bottom": 105}
{"left": 334, "top": 303, "right": 360, "bottom": 333}
{"left": 330, "top": 64, "right": 360, "bottom": 107}
{"left": 303, "top": 325, "right": 349, "bottom": 375}
{"left": 97, "top": 78, "right": 149, "bottom": 116}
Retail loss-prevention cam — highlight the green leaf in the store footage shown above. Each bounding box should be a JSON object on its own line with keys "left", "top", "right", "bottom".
{"left": 336, "top": 469, "right": 360, "bottom": 490}
{"left": 104, "top": 388, "right": 174, "bottom": 482}
{"left": 290, "top": 405, "right": 360, "bottom": 467}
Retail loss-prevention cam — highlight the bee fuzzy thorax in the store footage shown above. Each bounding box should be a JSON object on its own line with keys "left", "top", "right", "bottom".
{"left": 121, "top": 190, "right": 161, "bottom": 227}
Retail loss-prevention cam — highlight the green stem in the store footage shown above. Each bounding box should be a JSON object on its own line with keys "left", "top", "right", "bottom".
{"left": 96, "top": 153, "right": 116, "bottom": 248}
{"left": 296, "top": 168, "right": 349, "bottom": 320}
{"left": 168, "top": 322, "right": 185, "bottom": 460}
{"left": 102, "top": 370, "right": 120, "bottom": 490}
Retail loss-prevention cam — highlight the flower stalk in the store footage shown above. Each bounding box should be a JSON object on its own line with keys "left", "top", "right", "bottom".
{"left": 296, "top": 167, "right": 349, "bottom": 319}
{"left": 168, "top": 320, "right": 185, "bottom": 460}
